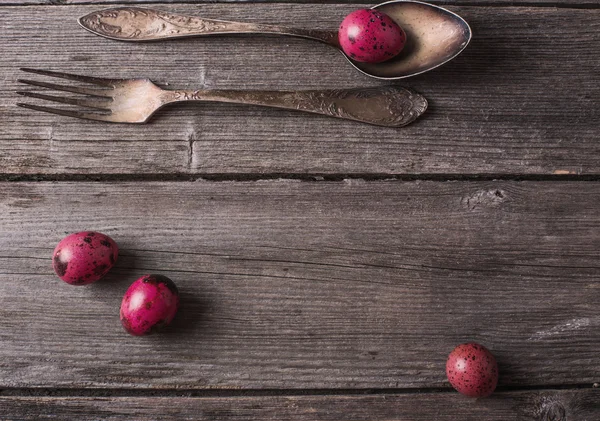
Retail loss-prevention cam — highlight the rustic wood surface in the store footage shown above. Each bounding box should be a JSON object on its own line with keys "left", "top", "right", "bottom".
{"left": 0, "top": 181, "right": 598, "bottom": 389}
{"left": 1, "top": 4, "right": 599, "bottom": 176}
{"left": 0, "top": 390, "right": 599, "bottom": 420}
{"left": 1, "top": 0, "right": 598, "bottom": 418}
{"left": 5, "top": 0, "right": 599, "bottom": 7}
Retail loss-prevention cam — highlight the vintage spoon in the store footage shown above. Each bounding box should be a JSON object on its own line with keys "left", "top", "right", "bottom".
{"left": 79, "top": 1, "right": 471, "bottom": 80}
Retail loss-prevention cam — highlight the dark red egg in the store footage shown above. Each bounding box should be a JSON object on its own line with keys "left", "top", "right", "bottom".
{"left": 52, "top": 231, "right": 118, "bottom": 285}
{"left": 338, "top": 9, "right": 406, "bottom": 63}
{"left": 446, "top": 343, "right": 499, "bottom": 397}
{"left": 120, "top": 274, "right": 180, "bottom": 336}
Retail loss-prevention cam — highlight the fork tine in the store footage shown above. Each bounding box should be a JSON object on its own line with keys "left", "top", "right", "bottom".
{"left": 20, "top": 68, "right": 119, "bottom": 87}
{"left": 17, "top": 103, "right": 113, "bottom": 122}
{"left": 17, "top": 91, "right": 112, "bottom": 111}
{"left": 18, "top": 79, "right": 111, "bottom": 98}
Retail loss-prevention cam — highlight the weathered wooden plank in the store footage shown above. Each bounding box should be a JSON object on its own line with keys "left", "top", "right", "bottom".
{"left": 0, "top": 139, "right": 190, "bottom": 175}
{"left": 0, "top": 390, "right": 598, "bottom": 420}
{"left": 0, "top": 181, "right": 598, "bottom": 388}
{"left": 1, "top": 4, "right": 599, "bottom": 176}
{"left": 3, "top": 0, "right": 597, "bottom": 7}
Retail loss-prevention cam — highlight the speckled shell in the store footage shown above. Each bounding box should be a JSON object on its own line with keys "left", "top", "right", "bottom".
{"left": 120, "top": 274, "right": 180, "bottom": 336}
{"left": 446, "top": 343, "right": 499, "bottom": 397}
{"left": 338, "top": 9, "right": 406, "bottom": 64}
{"left": 52, "top": 231, "right": 118, "bottom": 285}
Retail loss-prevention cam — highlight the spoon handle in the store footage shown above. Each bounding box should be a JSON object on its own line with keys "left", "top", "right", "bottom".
{"left": 163, "top": 87, "right": 427, "bottom": 127}
{"left": 79, "top": 7, "right": 339, "bottom": 47}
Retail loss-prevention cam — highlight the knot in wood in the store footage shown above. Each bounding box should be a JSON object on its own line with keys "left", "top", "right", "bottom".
{"left": 540, "top": 401, "right": 566, "bottom": 421}
{"left": 462, "top": 189, "right": 507, "bottom": 211}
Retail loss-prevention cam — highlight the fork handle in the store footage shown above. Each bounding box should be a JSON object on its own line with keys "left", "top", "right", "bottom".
{"left": 79, "top": 7, "right": 339, "bottom": 47}
{"left": 165, "top": 87, "right": 427, "bottom": 127}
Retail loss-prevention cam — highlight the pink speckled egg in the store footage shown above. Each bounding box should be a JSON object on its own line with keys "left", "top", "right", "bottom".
{"left": 52, "top": 231, "right": 118, "bottom": 285}
{"left": 446, "top": 343, "right": 499, "bottom": 397}
{"left": 120, "top": 275, "right": 180, "bottom": 336}
{"left": 339, "top": 9, "right": 406, "bottom": 63}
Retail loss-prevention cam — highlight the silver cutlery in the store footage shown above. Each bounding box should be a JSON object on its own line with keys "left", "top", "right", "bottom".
{"left": 79, "top": 1, "right": 471, "bottom": 80}
{"left": 17, "top": 68, "right": 427, "bottom": 126}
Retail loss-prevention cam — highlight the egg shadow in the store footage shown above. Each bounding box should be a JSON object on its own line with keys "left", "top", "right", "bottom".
{"left": 87, "top": 249, "right": 143, "bottom": 297}
{"left": 162, "top": 291, "right": 210, "bottom": 338}
{"left": 392, "top": 28, "right": 418, "bottom": 62}
{"left": 490, "top": 349, "right": 514, "bottom": 388}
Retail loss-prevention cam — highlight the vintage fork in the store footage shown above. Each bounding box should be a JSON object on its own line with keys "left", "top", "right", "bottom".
{"left": 17, "top": 68, "right": 427, "bottom": 127}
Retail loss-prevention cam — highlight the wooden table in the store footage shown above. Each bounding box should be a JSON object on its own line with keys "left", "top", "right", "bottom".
{"left": 1, "top": 0, "right": 599, "bottom": 419}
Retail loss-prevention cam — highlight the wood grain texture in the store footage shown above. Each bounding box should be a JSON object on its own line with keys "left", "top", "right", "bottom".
{"left": 1, "top": 4, "right": 599, "bottom": 176}
{"left": 3, "top": 0, "right": 598, "bottom": 7}
{"left": 0, "top": 181, "right": 598, "bottom": 389}
{"left": 0, "top": 390, "right": 599, "bottom": 420}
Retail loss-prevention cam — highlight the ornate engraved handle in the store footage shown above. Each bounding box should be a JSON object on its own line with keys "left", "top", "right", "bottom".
{"left": 79, "top": 7, "right": 339, "bottom": 46}
{"left": 164, "top": 87, "right": 427, "bottom": 127}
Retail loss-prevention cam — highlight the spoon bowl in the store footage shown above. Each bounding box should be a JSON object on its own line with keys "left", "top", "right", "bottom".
{"left": 79, "top": 1, "right": 471, "bottom": 80}
{"left": 350, "top": 1, "right": 472, "bottom": 79}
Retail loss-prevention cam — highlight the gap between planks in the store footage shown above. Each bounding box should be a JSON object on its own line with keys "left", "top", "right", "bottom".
{"left": 2, "top": 174, "right": 600, "bottom": 182}
{"left": 0, "top": 384, "right": 597, "bottom": 397}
